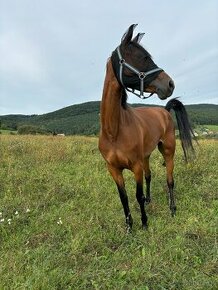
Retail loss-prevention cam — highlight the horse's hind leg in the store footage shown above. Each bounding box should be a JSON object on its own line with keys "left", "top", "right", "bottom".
{"left": 144, "top": 157, "right": 151, "bottom": 204}
{"left": 166, "top": 156, "right": 176, "bottom": 217}
{"left": 133, "top": 164, "right": 148, "bottom": 229}
{"left": 158, "top": 140, "right": 176, "bottom": 216}
{"left": 107, "top": 165, "right": 133, "bottom": 232}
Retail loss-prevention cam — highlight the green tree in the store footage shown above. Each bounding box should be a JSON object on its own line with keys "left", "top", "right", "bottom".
{"left": 18, "top": 125, "right": 49, "bottom": 135}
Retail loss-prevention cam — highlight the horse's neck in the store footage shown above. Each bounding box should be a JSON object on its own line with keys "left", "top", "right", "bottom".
{"left": 100, "top": 60, "right": 123, "bottom": 141}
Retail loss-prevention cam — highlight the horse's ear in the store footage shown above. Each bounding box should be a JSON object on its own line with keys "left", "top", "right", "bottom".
{"left": 121, "top": 24, "right": 138, "bottom": 46}
{"left": 132, "top": 33, "right": 145, "bottom": 44}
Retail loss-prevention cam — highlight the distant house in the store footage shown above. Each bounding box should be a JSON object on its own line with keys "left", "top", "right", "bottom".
{"left": 202, "top": 131, "right": 208, "bottom": 136}
{"left": 57, "top": 133, "right": 65, "bottom": 137}
{"left": 52, "top": 131, "right": 65, "bottom": 136}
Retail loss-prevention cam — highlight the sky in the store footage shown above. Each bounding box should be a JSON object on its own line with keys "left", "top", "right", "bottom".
{"left": 0, "top": 0, "right": 218, "bottom": 115}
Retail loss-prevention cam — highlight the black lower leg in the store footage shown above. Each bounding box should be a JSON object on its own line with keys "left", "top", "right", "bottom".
{"left": 167, "top": 180, "right": 176, "bottom": 217}
{"left": 136, "top": 183, "right": 148, "bottom": 229}
{"left": 145, "top": 175, "right": 151, "bottom": 203}
{"left": 117, "top": 185, "right": 133, "bottom": 231}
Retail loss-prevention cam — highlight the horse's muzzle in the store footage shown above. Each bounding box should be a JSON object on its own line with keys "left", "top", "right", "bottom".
{"left": 158, "top": 79, "right": 175, "bottom": 99}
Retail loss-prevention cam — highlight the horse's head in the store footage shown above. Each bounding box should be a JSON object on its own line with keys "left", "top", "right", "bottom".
{"left": 111, "top": 24, "right": 175, "bottom": 100}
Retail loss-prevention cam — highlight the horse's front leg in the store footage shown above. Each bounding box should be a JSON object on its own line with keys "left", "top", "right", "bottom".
{"left": 108, "top": 165, "right": 133, "bottom": 232}
{"left": 144, "top": 158, "right": 151, "bottom": 204}
{"left": 134, "top": 164, "right": 148, "bottom": 229}
{"left": 145, "top": 175, "right": 151, "bottom": 204}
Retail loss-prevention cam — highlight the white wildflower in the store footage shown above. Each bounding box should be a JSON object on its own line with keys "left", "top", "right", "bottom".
{"left": 15, "top": 211, "right": 19, "bottom": 215}
{"left": 0, "top": 218, "right": 5, "bottom": 223}
{"left": 8, "top": 219, "right": 12, "bottom": 225}
{"left": 26, "top": 208, "right": 30, "bottom": 213}
{"left": 57, "top": 217, "right": 63, "bottom": 225}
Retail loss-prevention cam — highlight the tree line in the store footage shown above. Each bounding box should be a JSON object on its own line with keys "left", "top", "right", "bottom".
{"left": 0, "top": 101, "right": 217, "bottom": 136}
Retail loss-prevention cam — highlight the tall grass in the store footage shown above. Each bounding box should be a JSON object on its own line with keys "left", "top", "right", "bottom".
{"left": 0, "top": 135, "right": 217, "bottom": 289}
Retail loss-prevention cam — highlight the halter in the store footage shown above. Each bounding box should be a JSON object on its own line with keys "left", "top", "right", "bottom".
{"left": 116, "top": 46, "right": 163, "bottom": 99}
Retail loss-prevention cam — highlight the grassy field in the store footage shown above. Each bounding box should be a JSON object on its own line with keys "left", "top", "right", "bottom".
{"left": 0, "top": 135, "right": 217, "bottom": 289}
{"left": 204, "top": 125, "right": 218, "bottom": 132}
{"left": 0, "top": 129, "right": 17, "bottom": 135}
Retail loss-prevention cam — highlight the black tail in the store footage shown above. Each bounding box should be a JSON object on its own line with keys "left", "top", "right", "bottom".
{"left": 165, "top": 98, "right": 196, "bottom": 162}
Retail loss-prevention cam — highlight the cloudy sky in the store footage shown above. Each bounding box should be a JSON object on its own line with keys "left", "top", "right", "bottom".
{"left": 0, "top": 0, "right": 217, "bottom": 115}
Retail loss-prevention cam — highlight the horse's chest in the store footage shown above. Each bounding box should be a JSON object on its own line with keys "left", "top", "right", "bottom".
{"left": 99, "top": 136, "right": 141, "bottom": 169}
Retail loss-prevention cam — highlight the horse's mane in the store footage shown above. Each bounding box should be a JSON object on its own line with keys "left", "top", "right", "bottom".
{"left": 121, "top": 89, "right": 128, "bottom": 109}
{"left": 110, "top": 50, "right": 128, "bottom": 109}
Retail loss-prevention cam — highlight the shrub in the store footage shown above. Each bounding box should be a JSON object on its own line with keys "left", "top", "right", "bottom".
{"left": 18, "top": 125, "right": 49, "bottom": 135}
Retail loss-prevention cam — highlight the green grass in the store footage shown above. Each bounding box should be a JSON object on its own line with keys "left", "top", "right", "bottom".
{"left": 0, "top": 135, "right": 217, "bottom": 289}
{"left": 204, "top": 125, "right": 218, "bottom": 132}
{"left": 0, "top": 129, "right": 17, "bottom": 135}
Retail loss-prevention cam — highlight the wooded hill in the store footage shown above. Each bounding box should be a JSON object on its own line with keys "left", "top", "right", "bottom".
{"left": 0, "top": 101, "right": 218, "bottom": 135}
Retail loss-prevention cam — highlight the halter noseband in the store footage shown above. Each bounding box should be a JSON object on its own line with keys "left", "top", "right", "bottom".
{"left": 116, "top": 46, "right": 163, "bottom": 99}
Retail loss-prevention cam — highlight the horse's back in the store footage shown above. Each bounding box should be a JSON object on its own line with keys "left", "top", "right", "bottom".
{"left": 132, "top": 106, "right": 174, "bottom": 134}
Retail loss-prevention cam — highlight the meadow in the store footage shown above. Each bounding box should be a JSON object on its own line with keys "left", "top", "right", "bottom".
{"left": 0, "top": 135, "right": 217, "bottom": 289}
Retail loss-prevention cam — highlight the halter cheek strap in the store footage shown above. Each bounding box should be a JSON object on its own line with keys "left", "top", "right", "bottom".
{"left": 117, "top": 46, "right": 163, "bottom": 99}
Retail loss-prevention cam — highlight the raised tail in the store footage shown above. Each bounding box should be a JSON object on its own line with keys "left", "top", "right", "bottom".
{"left": 165, "top": 98, "right": 196, "bottom": 162}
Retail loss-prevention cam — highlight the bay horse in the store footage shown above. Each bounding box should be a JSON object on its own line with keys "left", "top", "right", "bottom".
{"left": 98, "top": 24, "right": 194, "bottom": 231}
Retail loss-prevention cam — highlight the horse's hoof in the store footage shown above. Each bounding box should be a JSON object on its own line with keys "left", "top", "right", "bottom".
{"left": 126, "top": 226, "right": 132, "bottom": 234}
{"left": 145, "top": 197, "right": 151, "bottom": 204}
{"left": 142, "top": 224, "right": 148, "bottom": 230}
{"left": 171, "top": 206, "right": 177, "bottom": 217}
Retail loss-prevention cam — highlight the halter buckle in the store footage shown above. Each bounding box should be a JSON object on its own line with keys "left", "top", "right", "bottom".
{"left": 138, "top": 72, "right": 145, "bottom": 79}
{"left": 119, "top": 59, "right": 125, "bottom": 65}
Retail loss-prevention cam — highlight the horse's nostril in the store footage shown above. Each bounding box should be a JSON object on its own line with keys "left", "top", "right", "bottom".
{"left": 169, "top": 80, "right": 175, "bottom": 90}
